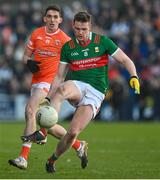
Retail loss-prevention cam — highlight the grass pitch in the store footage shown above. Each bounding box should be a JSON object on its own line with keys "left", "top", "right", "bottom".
{"left": 0, "top": 121, "right": 160, "bottom": 179}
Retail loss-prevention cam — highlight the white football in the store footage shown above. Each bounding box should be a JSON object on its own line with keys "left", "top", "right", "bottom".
{"left": 36, "top": 106, "right": 58, "bottom": 129}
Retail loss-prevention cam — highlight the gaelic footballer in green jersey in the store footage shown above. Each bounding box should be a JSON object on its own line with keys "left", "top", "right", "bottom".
{"left": 29, "top": 11, "right": 140, "bottom": 174}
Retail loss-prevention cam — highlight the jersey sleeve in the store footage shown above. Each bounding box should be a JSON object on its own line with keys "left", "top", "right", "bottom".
{"left": 60, "top": 44, "right": 69, "bottom": 64}
{"left": 102, "top": 36, "right": 118, "bottom": 56}
{"left": 26, "top": 30, "right": 36, "bottom": 50}
{"left": 60, "top": 30, "right": 71, "bottom": 46}
{"left": 62, "top": 34, "right": 71, "bottom": 45}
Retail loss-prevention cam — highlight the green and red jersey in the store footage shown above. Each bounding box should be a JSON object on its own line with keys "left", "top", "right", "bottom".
{"left": 60, "top": 32, "right": 118, "bottom": 94}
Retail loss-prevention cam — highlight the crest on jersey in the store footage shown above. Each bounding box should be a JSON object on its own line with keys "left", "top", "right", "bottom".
{"left": 55, "top": 40, "right": 61, "bottom": 45}
{"left": 95, "top": 47, "right": 99, "bottom": 52}
{"left": 37, "top": 36, "right": 42, "bottom": 40}
{"left": 84, "top": 51, "right": 88, "bottom": 56}
{"left": 82, "top": 48, "right": 89, "bottom": 57}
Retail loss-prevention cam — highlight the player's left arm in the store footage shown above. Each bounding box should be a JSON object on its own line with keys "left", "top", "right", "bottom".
{"left": 112, "top": 48, "right": 140, "bottom": 94}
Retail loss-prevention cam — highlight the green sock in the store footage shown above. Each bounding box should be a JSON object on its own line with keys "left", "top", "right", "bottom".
{"left": 50, "top": 153, "right": 58, "bottom": 161}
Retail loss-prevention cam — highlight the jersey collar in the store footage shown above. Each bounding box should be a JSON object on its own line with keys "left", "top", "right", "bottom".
{"left": 45, "top": 26, "right": 60, "bottom": 36}
{"left": 76, "top": 32, "right": 92, "bottom": 47}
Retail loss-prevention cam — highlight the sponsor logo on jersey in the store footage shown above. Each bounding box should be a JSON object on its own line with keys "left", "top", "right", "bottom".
{"left": 71, "top": 52, "right": 79, "bottom": 56}
{"left": 36, "top": 49, "right": 58, "bottom": 57}
{"left": 70, "top": 55, "right": 108, "bottom": 71}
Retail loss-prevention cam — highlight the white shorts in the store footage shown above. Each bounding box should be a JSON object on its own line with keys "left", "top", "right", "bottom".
{"left": 73, "top": 80, "right": 105, "bottom": 118}
{"left": 31, "top": 82, "right": 50, "bottom": 96}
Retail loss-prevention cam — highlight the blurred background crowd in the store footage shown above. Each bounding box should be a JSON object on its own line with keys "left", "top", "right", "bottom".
{"left": 0, "top": 0, "right": 160, "bottom": 121}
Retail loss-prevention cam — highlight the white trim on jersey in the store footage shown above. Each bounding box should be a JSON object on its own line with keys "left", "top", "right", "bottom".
{"left": 60, "top": 61, "right": 68, "bottom": 64}
{"left": 45, "top": 26, "right": 60, "bottom": 35}
{"left": 111, "top": 47, "right": 120, "bottom": 56}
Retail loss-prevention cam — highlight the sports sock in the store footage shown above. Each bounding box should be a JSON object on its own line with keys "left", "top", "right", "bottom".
{"left": 49, "top": 153, "right": 58, "bottom": 164}
{"left": 72, "top": 139, "right": 81, "bottom": 150}
{"left": 19, "top": 143, "right": 32, "bottom": 160}
{"left": 40, "top": 128, "right": 47, "bottom": 136}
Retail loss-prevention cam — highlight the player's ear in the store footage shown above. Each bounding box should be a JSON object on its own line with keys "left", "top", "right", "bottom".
{"left": 89, "top": 22, "right": 92, "bottom": 31}
{"left": 43, "top": 16, "right": 47, "bottom": 23}
{"left": 59, "top": 17, "right": 63, "bottom": 24}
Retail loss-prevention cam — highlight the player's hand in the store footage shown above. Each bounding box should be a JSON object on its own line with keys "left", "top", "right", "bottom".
{"left": 129, "top": 76, "right": 140, "bottom": 94}
{"left": 27, "top": 59, "right": 41, "bottom": 73}
{"left": 39, "top": 97, "right": 51, "bottom": 107}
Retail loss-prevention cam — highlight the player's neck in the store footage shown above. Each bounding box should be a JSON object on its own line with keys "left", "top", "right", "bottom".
{"left": 79, "top": 38, "right": 90, "bottom": 46}
{"left": 76, "top": 32, "right": 92, "bottom": 47}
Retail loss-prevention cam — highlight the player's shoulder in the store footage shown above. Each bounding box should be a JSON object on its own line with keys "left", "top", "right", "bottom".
{"left": 31, "top": 26, "right": 45, "bottom": 35}
{"left": 58, "top": 29, "right": 71, "bottom": 40}
{"left": 61, "top": 38, "right": 74, "bottom": 51}
{"left": 58, "top": 29, "right": 68, "bottom": 36}
{"left": 92, "top": 32, "right": 107, "bottom": 40}
{"left": 98, "top": 33, "right": 111, "bottom": 41}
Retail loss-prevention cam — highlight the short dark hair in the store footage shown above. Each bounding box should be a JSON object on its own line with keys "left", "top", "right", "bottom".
{"left": 44, "top": 5, "right": 62, "bottom": 17}
{"left": 73, "top": 11, "right": 91, "bottom": 23}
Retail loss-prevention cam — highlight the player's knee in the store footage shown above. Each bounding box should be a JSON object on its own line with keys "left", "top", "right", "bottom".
{"left": 68, "top": 128, "right": 79, "bottom": 139}
{"left": 56, "top": 86, "right": 66, "bottom": 99}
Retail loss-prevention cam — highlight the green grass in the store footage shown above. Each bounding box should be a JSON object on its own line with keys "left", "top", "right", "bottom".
{"left": 1, "top": 121, "right": 160, "bottom": 179}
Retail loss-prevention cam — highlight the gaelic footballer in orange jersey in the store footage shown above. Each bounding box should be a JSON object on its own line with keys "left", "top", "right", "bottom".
{"left": 8, "top": 6, "right": 87, "bottom": 171}
{"left": 27, "top": 26, "right": 70, "bottom": 84}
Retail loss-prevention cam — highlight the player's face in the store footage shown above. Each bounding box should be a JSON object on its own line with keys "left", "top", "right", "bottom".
{"left": 43, "top": 10, "right": 62, "bottom": 33}
{"left": 73, "top": 21, "right": 91, "bottom": 44}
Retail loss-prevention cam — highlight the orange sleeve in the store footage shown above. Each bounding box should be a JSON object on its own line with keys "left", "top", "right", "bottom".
{"left": 61, "top": 32, "right": 71, "bottom": 45}
{"left": 27, "top": 30, "right": 36, "bottom": 50}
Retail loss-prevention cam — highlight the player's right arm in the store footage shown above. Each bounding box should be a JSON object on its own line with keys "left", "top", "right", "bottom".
{"left": 22, "top": 47, "right": 33, "bottom": 64}
{"left": 39, "top": 63, "right": 68, "bottom": 107}
{"left": 23, "top": 30, "right": 41, "bottom": 73}
{"left": 22, "top": 47, "right": 41, "bottom": 73}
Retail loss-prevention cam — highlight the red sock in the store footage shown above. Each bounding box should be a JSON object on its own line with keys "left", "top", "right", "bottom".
{"left": 72, "top": 139, "right": 81, "bottom": 150}
{"left": 40, "top": 128, "right": 47, "bottom": 136}
{"left": 19, "top": 144, "right": 31, "bottom": 160}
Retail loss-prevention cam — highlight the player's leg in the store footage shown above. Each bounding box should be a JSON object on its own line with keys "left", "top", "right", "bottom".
{"left": 56, "top": 106, "right": 92, "bottom": 155}
{"left": 8, "top": 87, "right": 47, "bottom": 169}
{"left": 8, "top": 81, "right": 87, "bottom": 170}
{"left": 8, "top": 85, "right": 68, "bottom": 169}
{"left": 48, "top": 124, "right": 85, "bottom": 163}
{"left": 46, "top": 81, "right": 92, "bottom": 173}
{"left": 46, "top": 105, "right": 93, "bottom": 173}
{"left": 48, "top": 80, "right": 87, "bottom": 156}
{"left": 50, "top": 80, "right": 82, "bottom": 113}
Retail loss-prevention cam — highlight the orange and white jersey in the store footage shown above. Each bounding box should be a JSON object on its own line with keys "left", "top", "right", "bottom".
{"left": 27, "top": 26, "right": 70, "bottom": 84}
